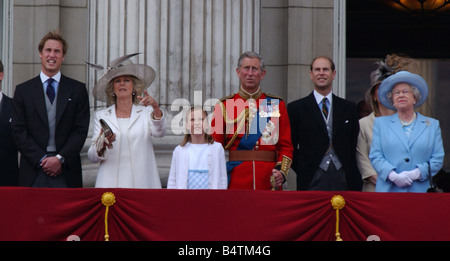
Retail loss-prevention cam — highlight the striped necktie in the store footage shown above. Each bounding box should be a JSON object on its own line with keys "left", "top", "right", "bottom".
{"left": 46, "top": 78, "right": 55, "bottom": 104}
{"left": 322, "top": 97, "right": 328, "bottom": 119}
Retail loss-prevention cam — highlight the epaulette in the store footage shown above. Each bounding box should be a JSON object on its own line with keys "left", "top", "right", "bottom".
{"left": 265, "top": 93, "right": 284, "bottom": 101}
{"left": 219, "top": 93, "right": 236, "bottom": 102}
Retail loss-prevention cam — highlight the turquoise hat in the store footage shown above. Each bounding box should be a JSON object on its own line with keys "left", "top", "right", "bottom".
{"left": 378, "top": 71, "right": 428, "bottom": 111}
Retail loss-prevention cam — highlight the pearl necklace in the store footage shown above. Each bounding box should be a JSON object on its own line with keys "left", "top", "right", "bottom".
{"left": 400, "top": 113, "right": 417, "bottom": 127}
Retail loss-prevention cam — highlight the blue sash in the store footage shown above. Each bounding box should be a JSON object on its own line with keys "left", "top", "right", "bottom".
{"left": 226, "top": 97, "right": 274, "bottom": 182}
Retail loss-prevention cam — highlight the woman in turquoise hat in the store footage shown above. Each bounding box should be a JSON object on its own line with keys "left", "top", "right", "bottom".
{"left": 369, "top": 71, "right": 444, "bottom": 192}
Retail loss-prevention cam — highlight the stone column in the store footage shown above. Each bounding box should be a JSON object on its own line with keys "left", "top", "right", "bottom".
{"left": 285, "top": 0, "right": 336, "bottom": 103}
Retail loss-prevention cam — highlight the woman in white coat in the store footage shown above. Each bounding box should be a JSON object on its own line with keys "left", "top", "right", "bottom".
{"left": 87, "top": 53, "right": 166, "bottom": 188}
{"left": 167, "top": 107, "right": 227, "bottom": 189}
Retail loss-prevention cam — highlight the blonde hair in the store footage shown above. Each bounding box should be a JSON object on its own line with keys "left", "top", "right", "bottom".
{"left": 105, "top": 75, "right": 145, "bottom": 106}
{"left": 180, "top": 106, "right": 214, "bottom": 146}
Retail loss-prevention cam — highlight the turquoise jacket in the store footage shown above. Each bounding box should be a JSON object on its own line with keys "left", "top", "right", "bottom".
{"left": 369, "top": 113, "right": 444, "bottom": 192}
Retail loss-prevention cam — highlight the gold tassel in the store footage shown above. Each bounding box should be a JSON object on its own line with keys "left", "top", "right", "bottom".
{"left": 101, "top": 192, "right": 116, "bottom": 241}
{"left": 331, "top": 195, "right": 345, "bottom": 241}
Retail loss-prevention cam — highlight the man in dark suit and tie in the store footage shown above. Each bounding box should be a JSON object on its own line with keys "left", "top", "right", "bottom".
{"left": 0, "top": 60, "right": 19, "bottom": 186}
{"left": 11, "top": 30, "right": 90, "bottom": 188}
{"left": 287, "top": 56, "right": 362, "bottom": 191}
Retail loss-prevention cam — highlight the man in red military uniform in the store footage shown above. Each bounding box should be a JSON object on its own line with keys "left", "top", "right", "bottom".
{"left": 211, "top": 52, "right": 293, "bottom": 190}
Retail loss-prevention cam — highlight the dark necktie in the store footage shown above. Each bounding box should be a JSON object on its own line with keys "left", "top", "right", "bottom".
{"left": 322, "top": 97, "right": 328, "bottom": 119}
{"left": 46, "top": 78, "right": 55, "bottom": 104}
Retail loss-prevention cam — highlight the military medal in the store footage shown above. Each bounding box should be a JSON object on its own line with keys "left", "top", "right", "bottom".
{"left": 261, "top": 120, "right": 277, "bottom": 144}
{"left": 259, "top": 102, "right": 280, "bottom": 118}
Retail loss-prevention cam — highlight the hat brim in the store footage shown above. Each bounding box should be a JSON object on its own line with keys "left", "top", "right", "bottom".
{"left": 92, "top": 64, "right": 156, "bottom": 103}
{"left": 378, "top": 71, "right": 428, "bottom": 111}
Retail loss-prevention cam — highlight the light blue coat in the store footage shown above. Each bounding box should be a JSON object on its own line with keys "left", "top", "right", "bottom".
{"left": 369, "top": 113, "right": 444, "bottom": 192}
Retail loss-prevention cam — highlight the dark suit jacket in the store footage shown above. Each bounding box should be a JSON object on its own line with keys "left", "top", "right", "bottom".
{"left": 0, "top": 95, "right": 19, "bottom": 186}
{"left": 11, "top": 75, "right": 90, "bottom": 187}
{"left": 287, "top": 92, "right": 362, "bottom": 191}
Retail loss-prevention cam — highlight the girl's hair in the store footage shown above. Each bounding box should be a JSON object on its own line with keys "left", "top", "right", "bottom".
{"left": 180, "top": 106, "right": 215, "bottom": 146}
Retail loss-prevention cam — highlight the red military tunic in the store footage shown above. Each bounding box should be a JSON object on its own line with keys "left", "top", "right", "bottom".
{"left": 211, "top": 88, "right": 293, "bottom": 190}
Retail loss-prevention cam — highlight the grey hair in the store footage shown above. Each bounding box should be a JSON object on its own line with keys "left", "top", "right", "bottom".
{"left": 237, "top": 51, "right": 265, "bottom": 71}
{"left": 386, "top": 84, "right": 422, "bottom": 107}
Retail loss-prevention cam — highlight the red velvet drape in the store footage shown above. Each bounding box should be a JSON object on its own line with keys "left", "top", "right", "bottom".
{"left": 0, "top": 188, "right": 449, "bottom": 241}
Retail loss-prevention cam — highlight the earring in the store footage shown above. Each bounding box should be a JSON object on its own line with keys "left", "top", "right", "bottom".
{"left": 132, "top": 92, "right": 136, "bottom": 96}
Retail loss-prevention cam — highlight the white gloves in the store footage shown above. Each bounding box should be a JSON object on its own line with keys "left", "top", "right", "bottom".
{"left": 388, "top": 168, "right": 422, "bottom": 188}
{"left": 92, "top": 132, "right": 110, "bottom": 155}
{"left": 400, "top": 168, "right": 421, "bottom": 181}
{"left": 388, "top": 171, "right": 413, "bottom": 188}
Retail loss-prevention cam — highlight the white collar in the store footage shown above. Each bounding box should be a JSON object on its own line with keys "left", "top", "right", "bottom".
{"left": 313, "top": 90, "right": 333, "bottom": 105}
{"left": 40, "top": 71, "right": 62, "bottom": 83}
{"left": 0, "top": 91, "right": 3, "bottom": 103}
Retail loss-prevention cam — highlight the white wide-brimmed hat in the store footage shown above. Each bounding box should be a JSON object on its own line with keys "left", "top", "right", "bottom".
{"left": 378, "top": 71, "right": 429, "bottom": 111}
{"left": 88, "top": 53, "right": 156, "bottom": 103}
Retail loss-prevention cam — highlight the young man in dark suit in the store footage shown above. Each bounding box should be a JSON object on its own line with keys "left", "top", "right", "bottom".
{"left": 0, "top": 60, "right": 19, "bottom": 186}
{"left": 287, "top": 56, "right": 362, "bottom": 191}
{"left": 11, "top": 30, "right": 90, "bottom": 188}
